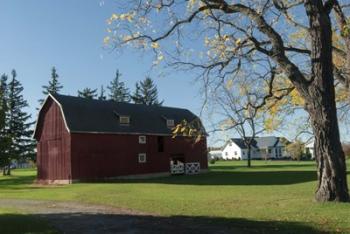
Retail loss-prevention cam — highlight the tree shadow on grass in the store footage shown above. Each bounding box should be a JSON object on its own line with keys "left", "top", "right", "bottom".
{"left": 0, "top": 212, "right": 328, "bottom": 234}
{"left": 116, "top": 170, "right": 318, "bottom": 186}
{"left": 209, "top": 163, "right": 315, "bottom": 171}
{"left": 0, "top": 175, "right": 35, "bottom": 186}
{"left": 0, "top": 213, "right": 56, "bottom": 234}
{"left": 0, "top": 175, "right": 62, "bottom": 190}
{"left": 24, "top": 212, "right": 329, "bottom": 234}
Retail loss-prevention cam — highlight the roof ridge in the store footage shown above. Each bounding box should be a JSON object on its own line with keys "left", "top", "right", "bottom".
{"left": 52, "top": 93, "right": 191, "bottom": 111}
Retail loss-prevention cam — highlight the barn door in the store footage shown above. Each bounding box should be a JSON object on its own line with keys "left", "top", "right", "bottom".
{"left": 47, "top": 140, "right": 61, "bottom": 180}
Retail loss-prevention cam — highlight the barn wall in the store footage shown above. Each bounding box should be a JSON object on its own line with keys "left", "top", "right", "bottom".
{"left": 70, "top": 133, "right": 207, "bottom": 180}
{"left": 35, "top": 99, "right": 71, "bottom": 181}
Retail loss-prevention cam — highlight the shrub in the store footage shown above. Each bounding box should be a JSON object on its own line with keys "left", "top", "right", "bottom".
{"left": 209, "top": 159, "right": 216, "bottom": 164}
{"left": 342, "top": 142, "right": 350, "bottom": 160}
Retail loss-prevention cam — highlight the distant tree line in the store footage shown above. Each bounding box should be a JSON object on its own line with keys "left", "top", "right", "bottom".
{"left": 38, "top": 67, "right": 163, "bottom": 106}
{"left": 77, "top": 69, "right": 163, "bottom": 105}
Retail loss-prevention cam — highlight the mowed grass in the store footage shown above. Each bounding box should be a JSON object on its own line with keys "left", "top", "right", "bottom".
{"left": 0, "top": 161, "right": 350, "bottom": 233}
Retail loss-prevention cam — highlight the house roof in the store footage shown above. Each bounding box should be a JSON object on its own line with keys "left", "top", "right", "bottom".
{"left": 230, "top": 138, "right": 254, "bottom": 149}
{"left": 34, "top": 93, "right": 202, "bottom": 136}
{"left": 229, "top": 136, "right": 287, "bottom": 149}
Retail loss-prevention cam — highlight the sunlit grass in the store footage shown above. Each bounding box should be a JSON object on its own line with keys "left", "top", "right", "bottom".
{"left": 0, "top": 160, "right": 349, "bottom": 233}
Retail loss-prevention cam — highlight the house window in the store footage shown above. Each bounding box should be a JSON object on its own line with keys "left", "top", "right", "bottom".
{"left": 234, "top": 151, "right": 237, "bottom": 155}
{"left": 139, "top": 135, "right": 146, "bottom": 144}
{"left": 138, "top": 153, "right": 146, "bottom": 163}
{"left": 120, "top": 116, "right": 130, "bottom": 125}
{"left": 268, "top": 149, "right": 272, "bottom": 153}
{"left": 225, "top": 152, "right": 228, "bottom": 156}
{"left": 157, "top": 136, "right": 164, "bottom": 152}
{"left": 167, "top": 119, "right": 175, "bottom": 127}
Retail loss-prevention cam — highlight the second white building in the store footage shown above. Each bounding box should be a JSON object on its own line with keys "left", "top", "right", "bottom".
{"left": 222, "top": 137, "right": 290, "bottom": 160}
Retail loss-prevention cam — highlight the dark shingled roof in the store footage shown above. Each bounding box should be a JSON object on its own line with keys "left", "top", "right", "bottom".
{"left": 41, "top": 93, "right": 200, "bottom": 135}
{"left": 230, "top": 138, "right": 253, "bottom": 149}
{"left": 230, "top": 136, "right": 284, "bottom": 149}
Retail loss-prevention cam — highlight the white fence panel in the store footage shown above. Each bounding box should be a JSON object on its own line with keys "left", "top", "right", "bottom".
{"left": 185, "top": 162, "right": 200, "bottom": 175}
{"left": 171, "top": 164, "right": 184, "bottom": 174}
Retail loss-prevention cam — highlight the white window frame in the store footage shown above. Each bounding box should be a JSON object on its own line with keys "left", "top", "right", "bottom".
{"left": 138, "top": 153, "right": 146, "bottom": 163}
{"left": 120, "top": 116, "right": 130, "bottom": 125}
{"left": 139, "top": 135, "right": 146, "bottom": 144}
{"left": 166, "top": 119, "right": 175, "bottom": 127}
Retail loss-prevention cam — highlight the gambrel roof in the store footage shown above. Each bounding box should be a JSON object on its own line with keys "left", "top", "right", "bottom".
{"left": 34, "top": 93, "right": 202, "bottom": 137}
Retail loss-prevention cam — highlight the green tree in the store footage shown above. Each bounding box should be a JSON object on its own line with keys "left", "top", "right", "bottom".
{"left": 98, "top": 85, "right": 107, "bottom": 101}
{"left": 109, "top": 0, "right": 350, "bottom": 202}
{"left": 0, "top": 75, "right": 11, "bottom": 173}
{"left": 39, "top": 67, "right": 63, "bottom": 105}
{"left": 131, "top": 77, "right": 163, "bottom": 105}
{"left": 107, "top": 70, "right": 130, "bottom": 102}
{"left": 286, "top": 140, "right": 304, "bottom": 161}
{"left": 5, "top": 70, "right": 35, "bottom": 175}
{"left": 78, "top": 88, "right": 97, "bottom": 99}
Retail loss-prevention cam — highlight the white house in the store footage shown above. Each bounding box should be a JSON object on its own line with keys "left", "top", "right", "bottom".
{"left": 222, "top": 136, "right": 290, "bottom": 160}
{"left": 305, "top": 141, "right": 315, "bottom": 159}
{"left": 208, "top": 147, "right": 223, "bottom": 160}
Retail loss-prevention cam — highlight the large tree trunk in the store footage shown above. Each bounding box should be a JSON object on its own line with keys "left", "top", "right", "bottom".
{"left": 308, "top": 97, "right": 349, "bottom": 202}
{"left": 305, "top": 0, "right": 349, "bottom": 202}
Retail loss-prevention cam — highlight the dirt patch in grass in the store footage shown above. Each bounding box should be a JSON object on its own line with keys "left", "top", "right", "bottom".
{"left": 0, "top": 199, "right": 325, "bottom": 234}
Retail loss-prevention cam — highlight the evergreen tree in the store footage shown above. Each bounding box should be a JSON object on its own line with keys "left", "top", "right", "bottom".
{"left": 78, "top": 88, "right": 97, "bottom": 99}
{"left": 131, "top": 77, "right": 163, "bottom": 105}
{"left": 131, "top": 82, "right": 143, "bottom": 104}
{"left": 0, "top": 75, "right": 11, "bottom": 173}
{"left": 39, "top": 67, "right": 63, "bottom": 105}
{"left": 5, "top": 70, "right": 35, "bottom": 175}
{"left": 107, "top": 70, "right": 130, "bottom": 102}
{"left": 98, "top": 85, "right": 107, "bottom": 101}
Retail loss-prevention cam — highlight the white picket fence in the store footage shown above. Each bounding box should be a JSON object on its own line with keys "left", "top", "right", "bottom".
{"left": 170, "top": 162, "right": 200, "bottom": 175}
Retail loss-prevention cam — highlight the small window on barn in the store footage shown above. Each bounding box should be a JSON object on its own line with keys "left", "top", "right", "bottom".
{"left": 234, "top": 151, "right": 237, "bottom": 155}
{"left": 138, "top": 153, "right": 146, "bottom": 163}
{"left": 139, "top": 135, "right": 146, "bottom": 144}
{"left": 166, "top": 119, "right": 175, "bottom": 128}
{"left": 120, "top": 116, "right": 130, "bottom": 125}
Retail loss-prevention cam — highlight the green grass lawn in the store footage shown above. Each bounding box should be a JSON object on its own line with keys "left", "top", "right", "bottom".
{"left": 0, "top": 160, "right": 350, "bottom": 233}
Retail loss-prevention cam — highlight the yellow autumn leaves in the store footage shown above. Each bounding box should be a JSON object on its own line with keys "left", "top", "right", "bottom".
{"left": 106, "top": 12, "right": 135, "bottom": 25}
{"left": 172, "top": 119, "right": 203, "bottom": 143}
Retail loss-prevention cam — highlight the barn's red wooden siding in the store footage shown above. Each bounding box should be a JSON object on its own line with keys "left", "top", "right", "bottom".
{"left": 35, "top": 99, "right": 71, "bottom": 181}
{"left": 70, "top": 133, "right": 207, "bottom": 180}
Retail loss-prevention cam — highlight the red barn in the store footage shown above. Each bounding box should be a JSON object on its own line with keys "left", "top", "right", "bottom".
{"left": 33, "top": 94, "right": 208, "bottom": 184}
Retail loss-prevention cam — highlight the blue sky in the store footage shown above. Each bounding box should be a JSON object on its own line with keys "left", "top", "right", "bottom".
{"left": 0, "top": 1, "right": 216, "bottom": 142}
{"left": 2, "top": 1, "right": 349, "bottom": 145}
